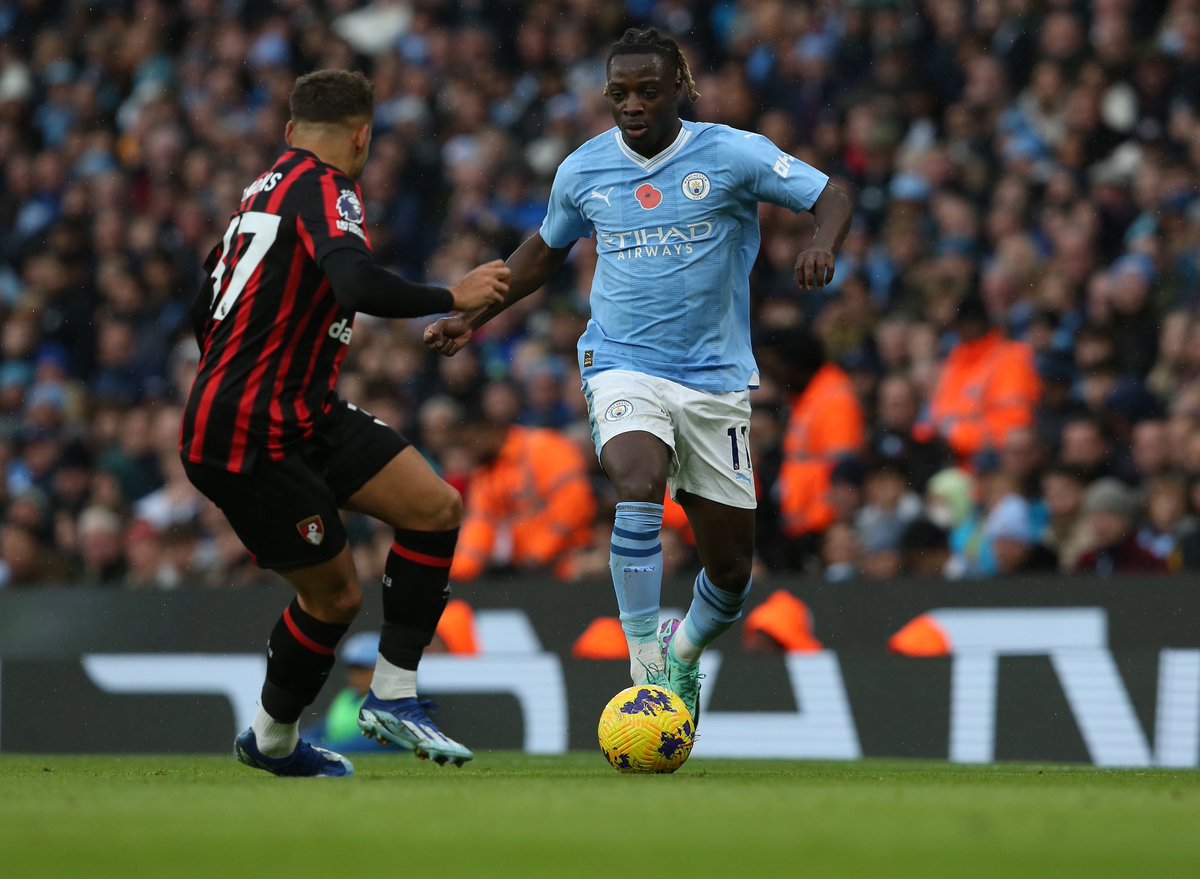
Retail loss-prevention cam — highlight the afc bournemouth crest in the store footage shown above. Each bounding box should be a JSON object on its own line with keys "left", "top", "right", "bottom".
{"left": 336, "top": 189, "right": 364, "bottom": 224}
{"left": 682, "top": 172, "right": 711, "bottom": 201}
{"left": 297, "top": 515, "right": 325, "bottom": 546}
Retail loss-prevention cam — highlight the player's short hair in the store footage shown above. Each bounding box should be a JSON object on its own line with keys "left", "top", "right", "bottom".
{"left": 605, "top": 27, "right": 700, "bottom": 102}
{"left": 289, "top": 69, "right": 374, "bottom": 125}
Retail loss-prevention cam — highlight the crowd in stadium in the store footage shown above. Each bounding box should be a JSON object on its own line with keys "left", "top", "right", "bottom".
{"left": 2, "top": 0, "right": 1200, "bottom": 589}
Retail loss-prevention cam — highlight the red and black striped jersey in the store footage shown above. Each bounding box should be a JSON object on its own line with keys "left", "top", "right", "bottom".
{"left": 180, "top": 148, "right": 372, "bottom": 473}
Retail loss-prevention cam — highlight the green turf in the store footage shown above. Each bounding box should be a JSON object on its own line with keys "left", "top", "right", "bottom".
{"left": 1, "top": 753, "right": 1197, "bottom": 879}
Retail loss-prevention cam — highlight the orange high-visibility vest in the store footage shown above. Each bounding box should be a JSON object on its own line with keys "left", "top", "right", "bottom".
{"left": 450, "top": 426, "right": 597, "bottom": 581}
{"left": 927, "top": 331, "right": 1041, "bottom": 460}
{"left": 778, "top": 364, "right": 866, "bottom": 537}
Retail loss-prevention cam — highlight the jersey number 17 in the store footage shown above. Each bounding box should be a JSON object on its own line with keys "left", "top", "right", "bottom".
{"left": 208, "top": 211, "right": 281, "bottom": 321}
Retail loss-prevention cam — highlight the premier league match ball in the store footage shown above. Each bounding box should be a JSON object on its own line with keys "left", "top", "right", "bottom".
{"left": 597, "top": 685, "right": 696, "bottom": 774}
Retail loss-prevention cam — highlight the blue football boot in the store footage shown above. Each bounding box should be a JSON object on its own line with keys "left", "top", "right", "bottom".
{"left": 234, "top": 729, "right": 354, "bottom": 778}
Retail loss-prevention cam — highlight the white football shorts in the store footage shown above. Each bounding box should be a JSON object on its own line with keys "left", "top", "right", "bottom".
{"left": 582, "top": 369, "right": 756, "bottom": 509}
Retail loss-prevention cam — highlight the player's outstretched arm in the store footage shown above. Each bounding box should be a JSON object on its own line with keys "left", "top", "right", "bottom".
{"left": 321, "top": 250, "right": 507, "bottom": 318}
{"left": 447, "top": 260, "right": 513, "bottom": 312}
{"left": 424, "top": 232, "right": 573, "bottom": 356}
{"left": 794, "top": 182, "right": 853, "bottom": 291}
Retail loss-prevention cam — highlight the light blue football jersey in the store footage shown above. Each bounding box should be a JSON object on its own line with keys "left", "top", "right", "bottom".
{"left": 539, "top": 120, "right": 829, "bottom": 393}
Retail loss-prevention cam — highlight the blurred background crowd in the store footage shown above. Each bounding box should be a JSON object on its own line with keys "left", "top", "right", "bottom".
{"left": 2, "top": 0, "right": 1200, "bottom": 591}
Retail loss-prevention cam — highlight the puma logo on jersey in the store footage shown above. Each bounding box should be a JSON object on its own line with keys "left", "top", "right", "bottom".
{"left": 590, "top": 187, "right": 613, "bottom": 206}
{"left": 328, "top": 318, "right": 354, "bottom": 344}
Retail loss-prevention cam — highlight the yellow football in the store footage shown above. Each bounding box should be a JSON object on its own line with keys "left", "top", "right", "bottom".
{"left": 597, "top": 685, "right": 695, "bottom": 773}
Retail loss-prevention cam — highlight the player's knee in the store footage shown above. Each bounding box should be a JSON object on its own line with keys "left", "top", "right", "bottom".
{"left": 428, "top": 484, "right": 464, "bottom": 531}
{"left": 610, "top": 476, "right": 664, "bottom": 504}
{"left": 331, "top": 585, "right": 364, "bottom": 622}
{"left": 314, "top": 581, "right": 363, "bottom": 624}
{"left": 704, "top": 558, "right": 753, "bottom": 593}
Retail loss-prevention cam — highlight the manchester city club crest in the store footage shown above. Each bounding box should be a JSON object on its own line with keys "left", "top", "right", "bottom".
{"left": 336, "top": 189, "right": 364, "bottom": 223}
{"left": 681, "top": 172, "right": 711, "bottom": 201}
{"left": 605, "top": 400, "right": 633, "bottom": 422}
{"left": 297, "top": 515, "right": 325, "bottom": 546}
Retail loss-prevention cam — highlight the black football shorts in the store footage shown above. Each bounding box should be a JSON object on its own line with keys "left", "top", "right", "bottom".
{"left": 183, "top": 400, "right": 410, "bottom": 571}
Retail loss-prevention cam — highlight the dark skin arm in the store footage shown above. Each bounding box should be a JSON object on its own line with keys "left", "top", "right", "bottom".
{"left": 794, "top": 182, "right": 853, "bottom": 290}
{"left": 424, "top": 232, "right": 574, "bottom": 355}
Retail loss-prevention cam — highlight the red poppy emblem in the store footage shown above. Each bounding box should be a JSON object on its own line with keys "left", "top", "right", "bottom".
{"left": 635, "top": 183, "right": 662, "bottom": 210}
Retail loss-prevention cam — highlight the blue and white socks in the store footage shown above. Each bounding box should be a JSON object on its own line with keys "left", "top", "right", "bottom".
{"left": 671, "top": 569, "right": 752, "bottom": 666}
{"left": 610, "top": 502, "right": 665, "bottom": 684}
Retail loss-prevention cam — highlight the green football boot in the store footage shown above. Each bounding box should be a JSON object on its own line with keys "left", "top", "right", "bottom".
{"left": 658, "top": 618, "right": 702, "bottom": 729}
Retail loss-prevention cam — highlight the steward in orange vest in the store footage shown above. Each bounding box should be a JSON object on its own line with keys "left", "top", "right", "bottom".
{"left": 450, "top": 417, "right": 597, "bottom": 581}
{"left": 926, "top": 294, "right": 1041, "bottom": 461}
{"left": 759, "top": 326, "right": 866, "bottom": 538}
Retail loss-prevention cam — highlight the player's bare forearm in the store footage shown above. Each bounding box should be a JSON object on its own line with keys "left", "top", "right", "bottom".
{"left": 795, "top": 183, "right": 854, "bottom": 290}
{"left": 464, "top": 233, "right": 573, "bottom": 330}
{"left": 424, "top": 233, "right": 573, "bottom": 356}
{"left": 810, "top": 183, "right": 853, "bottom": 254}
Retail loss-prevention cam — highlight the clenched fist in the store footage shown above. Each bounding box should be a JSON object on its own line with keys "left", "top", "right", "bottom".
{"left": 794, "top": 248, "right": 836, "bottom": 290}
{"left": 423, "top": 313, "right": 475, "bottom": 356}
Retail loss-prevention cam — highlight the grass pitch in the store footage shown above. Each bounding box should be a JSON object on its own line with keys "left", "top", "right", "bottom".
{"left": 1, "top": 753, "right": 1197, "bottom": 879}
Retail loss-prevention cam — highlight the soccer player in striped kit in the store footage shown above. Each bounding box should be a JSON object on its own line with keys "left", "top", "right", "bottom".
{"left": 426, "top": 28, "right": 852, "bottom": 728}
{"left": 181, "top": 70, "right": 509, "bottom": 776}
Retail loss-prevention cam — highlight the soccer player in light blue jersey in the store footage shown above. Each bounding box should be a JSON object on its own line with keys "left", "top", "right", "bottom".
{"left": 426, "top": 27, "right": 853, "bottom": 726}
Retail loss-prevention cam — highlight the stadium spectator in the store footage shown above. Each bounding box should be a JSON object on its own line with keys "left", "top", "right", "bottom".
{"left": 450, "top": 410, "right": 596, "bottom": 582}
{"left": 76, "top": 505, "right": 127, "bottom": 586}
{"left": 869, "top": 374, "right": 953, "bottom": 493}
{"left": 0, "top": 520, "right": 70, "bottom": 587}
{"left": 900, "top": 518, "right": 952, "bottom": 578}
{"left": 947, "top": 456, "right": 1049, "bottom": 578}
{"left": 856, "top": 457, "right": 922, "bottom": 581}
{"left": 926, "top": 293, "right": 1042, "bottom": 463}
{"left": 827, "top": 456, "right": 868, "bottom": 530}
{"left": 123, "top": 519, "right": 180, "bottom": 591}
{"left": 999, "top": 427, "right": 1046, "bottom": 501}
{"left": 309, "top": 631, "right": 387, "bottom": 755}
{"left": 1074, "top": 478, "right": 1167, "bottom": 576}
{"left": 2, "top": 0, "right": 1200, "bottom": 584}
{"left": 1039, "top": 463, "right": 1094, "bottom": 573}
{"left": 760, "top": 327, "right": 866, "bottom": 549}
{"left": 1059, "top": 415, "right": 1116, "bottom": 484}
{"left": 1137, "top": 473, "right": 1195, "bottom": 566}
{"left": 1128, "top": 419, "right": 1173, "bottom": 483}
{"left": 925, "top": 468, "right": 976, "bottom": 534}
{"left": 821, "top": 522, "right": 860, "bottom": 584}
